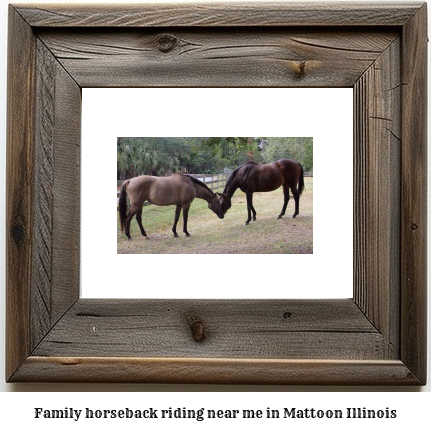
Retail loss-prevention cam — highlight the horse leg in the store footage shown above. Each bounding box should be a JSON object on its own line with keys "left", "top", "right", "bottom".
{"left": 172, "top": 205, "right": 182, "bottom": 237}
{"left": 182, "top": 203, "right": 191, "bottom": 237}
{"left": 251, "top": 202, "right": 257, "bottom": 221}
{"left": 292, "top": 187, "right": 300, "bottom": 218}
{"left": 125, "top": 204, "right": 141, "bottom": 240}
{"left": 136, "top": 207, "right": 147, "bottom": 237}
{"left": 244, "top": 192, "right": 255, "bottom": 225}
{"left": 277, "top": 185, "right": 290, "bottom": 219}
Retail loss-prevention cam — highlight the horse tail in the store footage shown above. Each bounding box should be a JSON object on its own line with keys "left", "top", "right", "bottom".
{"left": 119, "top": 180, "right": 130, "bottom": 233}
{"left": 297, "top": 163, "right": 305, "bottom": 196}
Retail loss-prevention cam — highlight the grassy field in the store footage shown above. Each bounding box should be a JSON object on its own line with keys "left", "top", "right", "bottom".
{"left": 117, "top": 177, "right": 313, "bottom": 254}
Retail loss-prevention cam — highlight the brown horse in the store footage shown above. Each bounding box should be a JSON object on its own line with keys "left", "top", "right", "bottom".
{"left": 219, "top": 159, "right": 304, "bottom": 225}
{"left": 119, "top": 174, "right": 224, "bottom": 240}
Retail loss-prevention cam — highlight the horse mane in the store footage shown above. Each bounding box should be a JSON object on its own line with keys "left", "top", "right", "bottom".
{"left": 224, "top": 161, "right": 257, "bottom": 193}
{"left": 182, "top": 174, "right": 215, "bottom": 196}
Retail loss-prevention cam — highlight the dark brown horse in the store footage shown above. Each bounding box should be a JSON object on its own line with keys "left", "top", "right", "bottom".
{"left": 119, "top": 174, "right": 224, "bottom": 240}
{"left": 219, "top": 159, "right": 304, "bottom": 225}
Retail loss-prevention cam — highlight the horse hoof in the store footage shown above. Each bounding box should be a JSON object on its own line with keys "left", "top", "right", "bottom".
{"left": 277, "top": 215, "right": 283, "bottom": 219}
{"left": 173, "top": 233, "right": 179, "bottom": 238}
{"left": 252, "top": 217, "right": 256, "bottom": 221}
{"left": 244, "top": 221, "right": 249, "bottom": 226}
{"left": 185, "top": 233, "right": 191, "bottom": 237}
{"left": 127, "top": 237, "right": 132, "bottom": 241}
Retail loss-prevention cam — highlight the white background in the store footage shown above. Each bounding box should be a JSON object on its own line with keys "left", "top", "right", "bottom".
{"left": 0, "top": 0, "right": 429, "bottom": 408}
{"left": 82, "top": 87, "right": 353, "bottom": 299}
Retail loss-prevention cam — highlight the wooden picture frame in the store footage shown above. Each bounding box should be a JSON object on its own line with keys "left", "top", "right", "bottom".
{"left": 6, "top": 2, "right": 427, "bottom": 385}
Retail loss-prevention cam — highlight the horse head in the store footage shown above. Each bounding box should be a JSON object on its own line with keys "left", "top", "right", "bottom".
{"left": 208, "top": 194, "right": 224, "bottom": 219}
{"left": 217, "top": 193, "right": 232, "bottom": 215}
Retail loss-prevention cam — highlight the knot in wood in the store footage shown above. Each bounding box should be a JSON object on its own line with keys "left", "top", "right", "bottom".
{"left": 186, "top": 314, "right": 206, "bottom": 342}
{"left": 294, "top": 61, "right": 307, "bottom": 78}
{"left": 157, "top": 34, "right": 178, "bottom": 53}
{"left": 11, "top": 223, "right": 25, "bottom": 245}
{"left": 410, "top": 223, "right": 418, "bottom": 231}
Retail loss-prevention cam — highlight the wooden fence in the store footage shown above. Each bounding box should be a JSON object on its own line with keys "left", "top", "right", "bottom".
{"left": 117, "top": 172, "right": 312, "bottom": 209}
{"left": 187, "top": 173, "right": 228, "bottom": 191}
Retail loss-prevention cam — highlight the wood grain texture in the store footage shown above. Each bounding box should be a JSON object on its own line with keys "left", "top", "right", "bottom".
{"left": 37, "top": 29, "right": 398, "bottom": 88}
{"left": 15, "top": 2, "right": 423, "bottom": 27}
{"left": 32, "top": 299, "right": 383, "bottom": 360}
{"left": 6, "top": 2, "right": 427, "bottom": 385}
{"left": 12, "top": 357, "right": 420, "bottom": 385}
{"left": 32, "top": 40, "right": 56, "bottom": 347}
{"left": 50, "top": 55, "right": 81, "bottom": 324}
{"left": 31, "top": 39, "right": 81, "bottom": 349}
{"left": 400, "top": 3, "right": 428, "bottom": 384}
{"left": 353, "top": 38, "right": 401, "bottom": 358}
{"left": 6, "top": 7, "right": 36, "bottom": 381}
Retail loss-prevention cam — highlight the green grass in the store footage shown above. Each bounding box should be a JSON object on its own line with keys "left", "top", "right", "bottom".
{"left": 118, "top": 177, "right": 313, "bottom": 254}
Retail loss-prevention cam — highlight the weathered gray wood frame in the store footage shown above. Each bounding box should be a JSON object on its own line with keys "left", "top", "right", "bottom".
{"left": 6, "top": 2, "right": 427, "bottom": 384}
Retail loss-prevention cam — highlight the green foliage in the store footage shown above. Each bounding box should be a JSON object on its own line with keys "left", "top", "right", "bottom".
{"left": 202, "top": 137, "right": 249, "bottom": 155}
{"left": 117, "top": 136, "right": 313, "bottom": 179}
{"left": 117, "top": 137, "right": 186, "bottom": 178}
{"left": 199, "top": 137, "right": 265, "bottom": 166}
{"left": 262, "top": 137, "right": 313, "bottom": 171}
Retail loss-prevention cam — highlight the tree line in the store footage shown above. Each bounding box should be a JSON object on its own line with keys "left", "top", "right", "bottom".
{"left": 117, "top": 137, "right": 313, "bottom": 179}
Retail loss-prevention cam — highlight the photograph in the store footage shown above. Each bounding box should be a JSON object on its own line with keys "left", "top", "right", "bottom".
{"left": 117, "top": 137, "right": 313, "bottom": 254}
